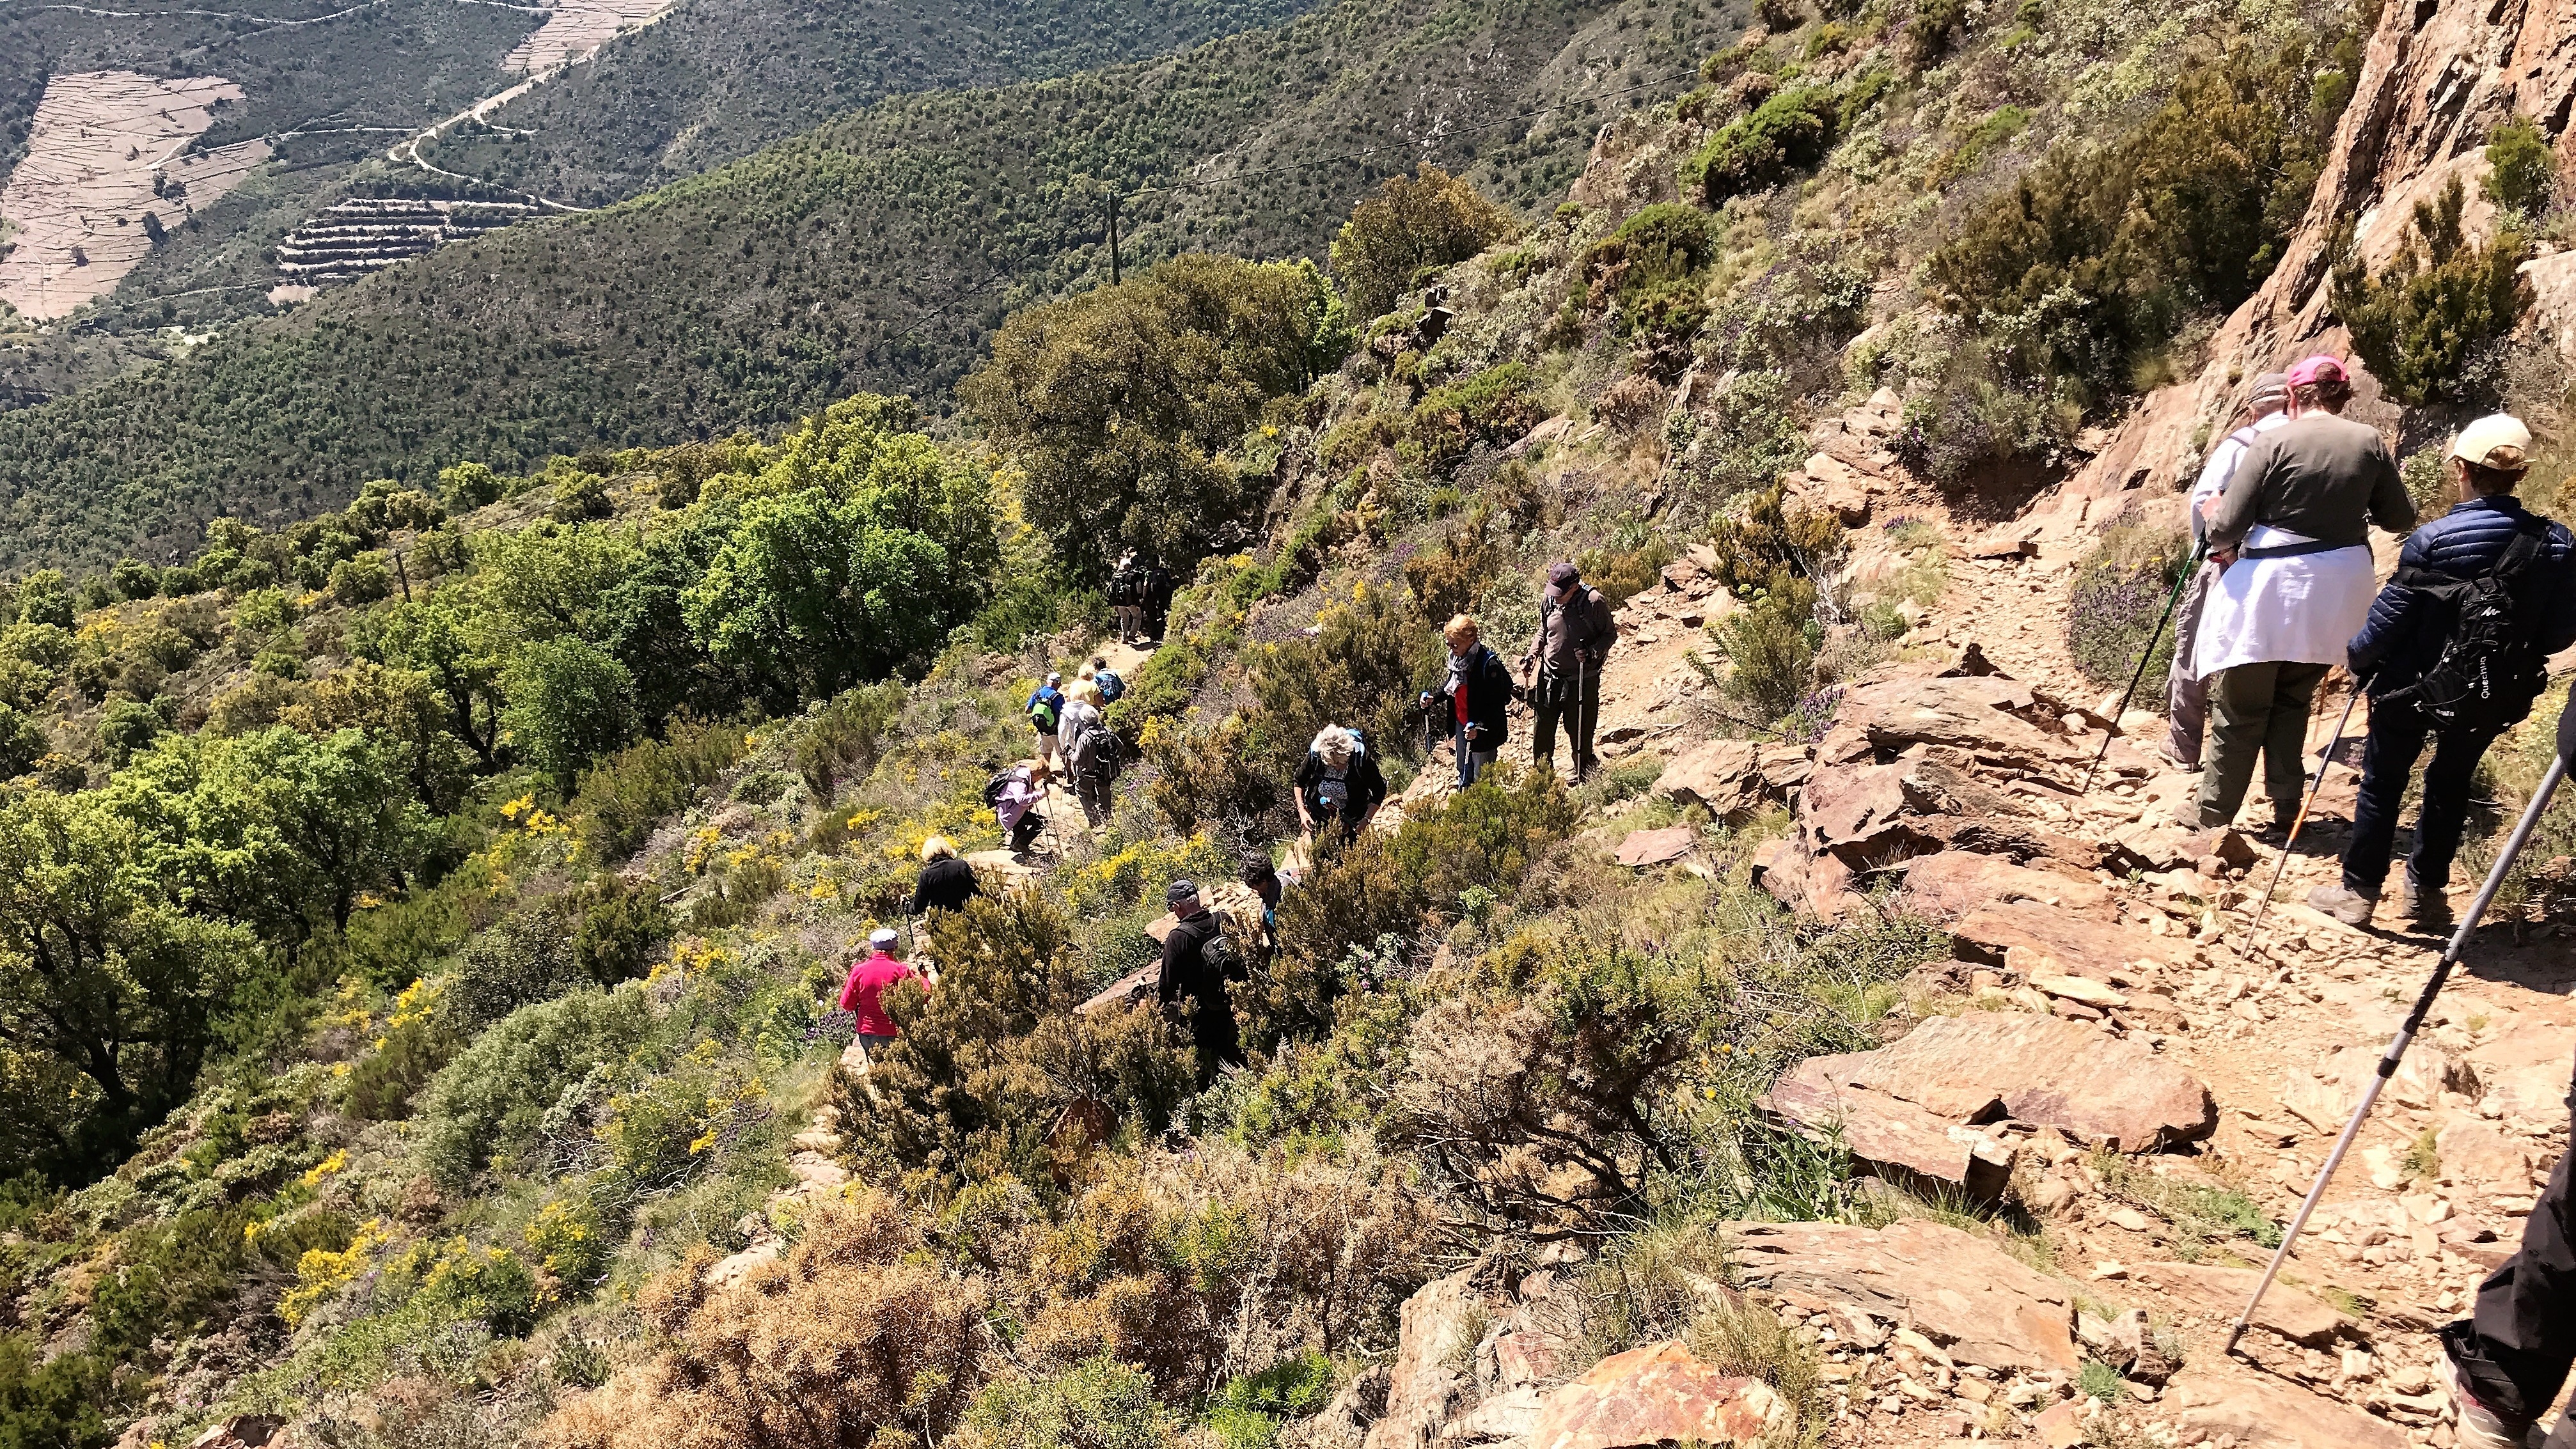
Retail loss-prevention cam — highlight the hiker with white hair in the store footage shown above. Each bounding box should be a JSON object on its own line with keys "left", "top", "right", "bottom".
{"left": 1056, "top": 679, "right": 1118, "bottom": 829}
{"left": 838, "top": 926, "right": 923, "bottom": 1064}
{"left": 908, "top": 835, "right": 980, "bottom": 917}
{"left": 2305, "top": 414, "right": 2576, "bottom": 932}
{"left": 2191, "top": 354, "right": 2415, "bottom": 834}
{"left": 2166, "top": 371, "right": 2293, "bottom": 771}
{"left": 1292, "top": 724, "right": 1388, "bottom": 845}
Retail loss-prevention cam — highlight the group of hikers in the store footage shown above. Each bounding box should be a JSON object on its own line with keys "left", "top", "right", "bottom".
{"left": 828, "top": 351, "right": 2576, "bottom": 1445}
{"left": 1107, "top": 551, "right": 1175, "bottom": 646}
{"left": 2162, "top": 354, "right": 2576, "bottom": 934}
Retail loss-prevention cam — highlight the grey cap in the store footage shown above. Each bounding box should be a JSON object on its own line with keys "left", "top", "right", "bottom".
{"left": 2248, "top": 372, "right": 2291, "bottom": 412}
{"left": 1166, "top": 879, "right": 1200, "bottom": 906}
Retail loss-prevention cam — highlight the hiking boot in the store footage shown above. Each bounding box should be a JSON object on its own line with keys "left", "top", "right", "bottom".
{"left": 2399, "top": 873, "right": 2456, "bottom": 935}
{"left": 2447, "top": 1352, "right": 2535, "bottom": 1449}
{"left": 2305, "top": 882, "right": 2377, "bottom": 927}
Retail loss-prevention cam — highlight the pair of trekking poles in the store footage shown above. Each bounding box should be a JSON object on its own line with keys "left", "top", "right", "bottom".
{"left": 2080, "top": 537, "right": 2576, "bottom": 1352}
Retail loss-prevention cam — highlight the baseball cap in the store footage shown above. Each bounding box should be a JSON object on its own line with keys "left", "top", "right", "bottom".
{"left": 2450, "top": 414, "right": 2533, "bottom": 473}
{"left": 1546, "top": 562, "right": 1580, "bottom": 589}
{"left": 868, "top": 927, "right": 899, "bottom": 950}
{"left": 1166, "top": 879, "right": 1199, "bottom": 905}
{"left": 2284, "top": 354, "right": 2348, "bottom": 389}
{"left": 1046, "top": 671, "right": 1062, "bottom": 685}
{"left": 2247, "top": 372, "right": 2291, "bottom": 411}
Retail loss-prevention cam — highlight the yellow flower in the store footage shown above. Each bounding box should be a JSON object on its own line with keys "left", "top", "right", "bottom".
{"left": 500, "top": 794, "right": 535, "bottom": 820}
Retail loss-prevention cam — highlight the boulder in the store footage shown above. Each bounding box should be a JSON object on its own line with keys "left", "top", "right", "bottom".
{"left": 2119, "top": 1261, "right": 2350, "bottom": 1348}
{"left": 1895, "top": 851, "right": 2107, "bottom": 924}
{"left": 1814, "top": 674, "right": 2079, "bottom": 776}
{"left": 1790, "top": 1012, "right": 2214, "bottom": 1150}
{"left": 1434, "top": 1388, "right": 1546, "bottom": 1445}
{"left": 1079, "top": 961, "right": 1161, "bottom": 1016}
{"left": 2438, "top": 1112, "right": 2535, "bottom": 1188}
{"left": 1614, "top": 825, "right": 1698, "bottom": 866}
{"left": 2279, "top": 1044, "right": 2479, "bottom": 1132}
{"left": 2176, "top": 827, "right": 2259, "bottom": 870}
{"left": 1728, "top": 1218, "right": 2080, "bottom": 1374}
{"left": 1523, "top": 1341, "right": 1784, "bottom": 1449}
{"left": 1652, "top": 740, "right": 1773, "bottom": 822}
{"left": 2161, "top": 1359, "right": 2409, "bottom": 1449}
{"left": 1365, "top": 1269, "right": 1486, "bottom": 1449}
{"left": 1951, "top": 900, "right": 2179, "bottom": 973}
{"left": 1759, "top": 1069, "right": 2018, "bottom": 1201}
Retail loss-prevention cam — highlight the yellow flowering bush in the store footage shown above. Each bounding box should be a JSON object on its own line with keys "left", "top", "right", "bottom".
{"left": 282, "top": 1218, "right": 391, "bottom": 1326}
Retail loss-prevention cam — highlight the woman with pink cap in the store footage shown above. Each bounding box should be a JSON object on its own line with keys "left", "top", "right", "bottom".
{"left": 2190, "top": 354, "right": 2416, "bottom": 833}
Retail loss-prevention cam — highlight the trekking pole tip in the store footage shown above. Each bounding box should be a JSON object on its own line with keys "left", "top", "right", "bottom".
{"left": 2220, "top": 1320, "right": 2246, "bottom": 1356}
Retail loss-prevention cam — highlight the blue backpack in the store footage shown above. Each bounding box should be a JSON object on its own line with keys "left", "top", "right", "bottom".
{"left": 1094, "top": 670, "right": 1124, "bottom": 703}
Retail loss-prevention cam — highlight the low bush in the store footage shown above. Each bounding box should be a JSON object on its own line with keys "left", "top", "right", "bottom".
{"left": 1406, "top": 364, "right": 1545, "bottom": 475}
{"left": 2332, "top": 177, "right": 2531, "bottom": 406}
{"left": 796, "top": 683, "right": 904, "bottom": 802}
{"left": 2485, "top": 115, "right": 2556, "bottom": 217}
{"left": 964, "top": 1356, "right": 1179, "bottom": 1449}
{"left": 1247, "top": 584, "right": 1435, "bottom": 776}
{"left": 1715, "top": 580, "right": 1821, "bottom": 721}
{"left": 452, "top": 909, "right": 587, "bottom": 1028}
{"left": 569, "top": 714, "right": 750, "bottom": 861}
{"left": 418, "top": 987, "right": 652, "bottom": 1185}
{"left": 2066, "top": 510, "right": 2191, "bottom": 687}
{"left": 1330, "top": 168, "right": 1518, "bottom": 325}
{"left": 1145, "top": 714, "right": 1280, "bottom": 839}
{"left": 1679, "top": 85, "right": 1837, "bottom": 203}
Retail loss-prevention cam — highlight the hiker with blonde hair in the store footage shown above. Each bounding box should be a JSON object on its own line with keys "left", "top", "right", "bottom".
{"left": 908, "top": 834, "right": 980, "bottom": 916}
{"left": 1292, "top": 724, "right": 1387, "bottom": 845}
{"left": 1441, "top": 613, "right": 1514, "bottom": 788}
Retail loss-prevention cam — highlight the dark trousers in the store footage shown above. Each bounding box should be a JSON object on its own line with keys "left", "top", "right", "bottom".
{"left": 2196, "top": 660, "right": 2328, "bottom": 829}
{"left": 2343, "top": 696, "right": 2502, "bottom": 897}
{"left": 1530, "top": 668, "right": 1602, "bottom": 777}
{"left": 1072, "top": 759, "right": 1115, "bottom": 828}
{"left": 1186, "top": 991, "right": 1243, "bottom": 1086}
{"left": 1009, "top": 811, "right": 1045, "bottom": 855}
{"left": 1456, "top": 723, "right": 1496, "bottom": 788}
{"left": 2447, "top": 1060, "right": 2576, "bottom": 1443}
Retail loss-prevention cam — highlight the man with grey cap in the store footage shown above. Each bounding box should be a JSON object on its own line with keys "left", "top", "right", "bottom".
{"left": 1520, "top": 561, "right": 1617, "bottom": 781}
{"left": 2307, "top": 413, "right": 2576, "bottom": 931}
{"left": 2166, "top": 372, "right": 2292, "bottom": 770}
{"left": 1156, "top": 879, "right": 1243, "bottom": 1085}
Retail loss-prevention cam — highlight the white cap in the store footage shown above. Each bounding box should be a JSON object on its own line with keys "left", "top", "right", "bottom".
{"left": 868, "top": 927, "right": 899, "bottom": 950}
{"left": 2451, "top": 414, "right": 2533, "bottom": 473}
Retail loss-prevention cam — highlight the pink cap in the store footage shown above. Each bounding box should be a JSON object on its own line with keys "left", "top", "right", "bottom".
{"left": 2284, "top": 354, "right": 2348, "bottom": 388}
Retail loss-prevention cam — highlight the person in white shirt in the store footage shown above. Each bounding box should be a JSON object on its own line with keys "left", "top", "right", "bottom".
{"left": 2165, "top": 372, "right": 2290, "bottom": 771}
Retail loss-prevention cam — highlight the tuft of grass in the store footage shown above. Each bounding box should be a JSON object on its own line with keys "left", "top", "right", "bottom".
{"left": 2077, "top": 1359, "right": 2124, "bottom": 1402}
{"left": 2089, "top": 1151, "right": 2279, "bottom": 1260}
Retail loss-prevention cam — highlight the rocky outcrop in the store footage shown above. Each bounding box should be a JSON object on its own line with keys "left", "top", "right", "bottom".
{"left": 1522, "top": 1342, "right": 1782, "bottom": 1449}
{"left": 1730, "top": 1218, "right": 2080, "bottom": 1374}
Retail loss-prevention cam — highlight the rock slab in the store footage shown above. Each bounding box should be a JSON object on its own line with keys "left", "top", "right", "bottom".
{"left": 1729, "top": 1218, "right": 2080, "bottom": 1374}
{"left": 1523, "top": 1340, "right": 1784, "bottom": 1449}
{"left": 1786, "top": 1012, "right": 2215, "bottom": 1151}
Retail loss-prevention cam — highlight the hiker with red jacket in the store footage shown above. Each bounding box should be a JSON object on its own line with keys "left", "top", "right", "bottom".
{"left": 838, "top": 927, "right": 922, "bottom": 1062}
{"left": 2306, "top": 414, "right": 2576, "bottom": 932}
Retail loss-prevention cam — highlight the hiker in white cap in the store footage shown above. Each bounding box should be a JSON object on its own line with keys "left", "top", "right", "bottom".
{"left": 2191, "top": 354, "right": 2415, "bottom": 833}
{"left": 2306, "top": 414, "right": 2576, "bottom": 931}
{"left": 2166, "top": 372, "right": 2292, "bottom": 771}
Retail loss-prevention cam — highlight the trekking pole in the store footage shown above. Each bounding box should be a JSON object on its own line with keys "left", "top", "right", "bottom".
{"left": 2234, "top": 676, "right": 2367, "bottom": 964}
{"left": 2226, "top": 740, "right": 2572, "bottom": 1356}
{"left": 2080, "top": 538, "right": 2208, "bottom": 795}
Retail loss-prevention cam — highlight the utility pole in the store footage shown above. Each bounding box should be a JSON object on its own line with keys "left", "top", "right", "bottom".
{"left": 1107, "top": 190, "right": 1121, "bottom": 286}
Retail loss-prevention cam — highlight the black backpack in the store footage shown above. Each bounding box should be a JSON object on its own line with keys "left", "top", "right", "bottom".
{"left": 982, "top": 768, "right": 1019, "bottom": 806}
{"left": 2380, "top": 517, "right": 2555, "bottom": 731}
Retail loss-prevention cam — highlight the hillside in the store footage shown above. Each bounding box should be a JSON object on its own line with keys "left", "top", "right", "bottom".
{"left": 0, "top": 0, "right": 1725, "bottom": 574}
{"left": 6, "top": 0, "right": 2576, "bottom": 1446}
{"left": 0, "top": 0, "right": 1319, "bottom": 402}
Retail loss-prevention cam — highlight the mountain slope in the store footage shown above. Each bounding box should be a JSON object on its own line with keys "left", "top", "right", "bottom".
{"left": 0, "top": 0, "right": 1727, "bottom": 572}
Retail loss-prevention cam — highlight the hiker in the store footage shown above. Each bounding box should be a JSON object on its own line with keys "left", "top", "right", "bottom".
{"left": 1240, "top": 856, "right": 1281, "bottom": 964}
{"left": 838, "top": 927, "right": 922, "bottom": 1064}
{"left": 1025, "top": 671, "right": 1067, "bottom": 769}
{"left": 990, "top": 756, "right": 1052, "bottom": 858}
{"left": 1058, "top": 679, "right": 1118, "bottom": 829}
{"left": 1441, "top": 613, "right": 1514, "bottom": 788}
{"left": 1293, "top": 724, "right": 1388, "bottom": 845}
{"left": 2305, "top": 414, "right": 2576, "bottom": 931}
{"left": 1520, "top": 562, "right": 1617, "bottom": 781}
{"left": 1141, "top": 558, "right": 1175, "bottom": 643}
{"left": 1156, "top": 879, "right": 1244, "bottom": 1086}
{"left": 2190, "top": 354, "right": 2415, "bottom": 834}
{"left": 1089, "top": 654, "right": 1124, "bottom": 704}
{"left": 2167, "top": 372, "right": 2293, "bottom": 771}
{"left": 1110, "top": 552, "right": 1145, "bottom": 644}
{"left": 908, "top": 835, "right": 981, "bottom": 916}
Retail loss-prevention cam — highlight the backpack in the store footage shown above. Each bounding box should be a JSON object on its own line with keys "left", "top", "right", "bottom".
{"left": 2380, "top": 517, "right": 2556, "bottom": 731}
{"left": 1108, "top": 570, "right": 1139, "bottom": 605}
{"left": 1094, "top": 670, "right": 1124, "bottom": 703}
{"left": 983, "top": 768, "right": 1019, "bottom": 806}
{"left": 1200, "top": 927, "right": 1244, "bottom": 981}
{"left": 1028, "top": 695, "right": 1059, "bottom": 732}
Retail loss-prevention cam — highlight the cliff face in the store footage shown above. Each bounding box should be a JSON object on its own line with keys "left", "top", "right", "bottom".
{"left": 2055, "top": 0, "right": 2576, "bottom": 526}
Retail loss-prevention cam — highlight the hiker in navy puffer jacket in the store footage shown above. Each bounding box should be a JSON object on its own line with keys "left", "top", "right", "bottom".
{"left": 2309, "top": 414, "right": 2576, "bottom": 934}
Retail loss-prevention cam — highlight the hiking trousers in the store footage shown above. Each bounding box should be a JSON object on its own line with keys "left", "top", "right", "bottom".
{"left": 2195, "top": 660, "right": 2327, "bottom": 829}
{"left": 1530, "top": 666, "right": 1603, "bottom": 778}
{"left": 2165, "top": 561, "right": 2218, "bottom": 768}
{"left": 2446, "top": 1058, "right": 2576, "bottom": 1446}
{"left": 2341, "top": 695, "right": 2502, "bottom": 898}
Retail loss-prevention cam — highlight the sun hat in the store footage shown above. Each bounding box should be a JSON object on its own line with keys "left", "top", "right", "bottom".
{"left": 2450, "top": 414, "right": 2533, "bottom": 473}
{"left": 2246, "top": 372, "right": 2291, "bottom": 411}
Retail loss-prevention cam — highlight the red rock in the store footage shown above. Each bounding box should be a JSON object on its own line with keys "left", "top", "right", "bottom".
{"left": 1817, "top": 674, "right": 2078, "bottom": 775}
{"left": 2162, "top": 1360, "right": 2408, "bottom": 1449}
{"left": 2176, "top": 827, "right": 2258, "bottom": 870}
{"left": 1494, "top": 1331, "right": 1561, "bottom": 1388}
{"left": 1523, "top": 1341, "right": 1784, "bottom": 1449}
{"left": 1614, "top": 826, "right": 1697, "bottom": 866}
{"left": 1795, "top": 1011, "right": 2214, "bottom": 1151}
{"left": 1729, "top": 1219, "right": 2080, "bottom": 1374}
{"left": 1760, "top": 1069, "right": 2017, "bottom": 1201}
{"left": 1951, "top": 900, "right": 2179, "bottom": 972}
{"left": 1651, "top": 740, "right": 1772, "bottom": 823}
{"left": 2121, "top": 1262, "right": 2348, "bottom": 1348}
{"left": 1896, "top": 851, "right": 2109, "bottom": 924}
{"left": 2032, "top": 1401, "right": 2086, "bottom": 1449}
{"left": 1365, "top": 1270, "right": 1485, "bottom": 1449}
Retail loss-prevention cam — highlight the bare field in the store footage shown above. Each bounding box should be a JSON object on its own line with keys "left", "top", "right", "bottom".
{"left": 503, "top": 0, "right": 677, "bottom": 76}
{"left": 0, "top": 72, "right": 270, "bottom": 322}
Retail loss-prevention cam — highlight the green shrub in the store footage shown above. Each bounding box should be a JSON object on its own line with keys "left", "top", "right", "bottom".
{"left": 329, "top": 554, "right": 394, "bottom": 606}
{"left": 1716, "top": 581, "right": 1820, "bottom": 720}
{"left": 440, "top": 461, "right": 507, "bottom": 511}
{"left": 2066, "top": 509, "right": 2192, "bottom": 686}
{"left": 553, "top": 473, "right": 616, "bottom": 523}
{"left": 964, "top": 1355, "right": 1177, "bottom": 1449}
{"left": 1388, "top": 769, "right": 1576, "bottom": 909}
{"left": 2485, "top": 115, "right": 2555, "bottom": 216}
{"left": 1407, "top": 363, "right": 1545, "bottom": 474}
{"left": 1146, "top": 714, "right": 1281, "bottom": 839}
{"left": 1248, "top": 584, "right": 1436, "bottom": 776}
{"left": 2332, "top": 177, "right": 2531, "bottom": 406}
{"left": 797, "top": 683, "right": 904, "bottom": 802}
{"left": 1330, "top": 168, "right": 1518, "bottom": 324}
{"left": 1680, "top": 85, "right": 1837, "bottom": 203}
{"left": 569, "top": 713, "right": 749, "bottom": 860}
{"left": 452, "top": 908, "right": 586, "bottom": 1028}
{"left": 419, "top": 987, "right": 652, "bottom": 1184}
{"left": 0, "top": 703, "right": 48, "bottom": 778}
{"left": 503, "top": 637, "right": 641, "bottom": 790}
{"left": 570, "top": 875, "right": 673, "bottom": 987}
{"left": 1204, "top": 1352, "right": 1335, "bottom": 1449}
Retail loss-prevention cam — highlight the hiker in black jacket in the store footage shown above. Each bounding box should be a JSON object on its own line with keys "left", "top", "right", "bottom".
{"left": 1440, "top": 614, "right": 1514, "bottom": 788}
{"left": 908, "top": 835, "right": 981, "bottom": 916}
{"left": 1292, "top": 725, "right": 1388, "bottom": 845}
{"left": 2308, "top": 414, "right": 2576, "bottom": 932}
{"left": 1156, "top": 879, "right": 1241, "bottom": 1085}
